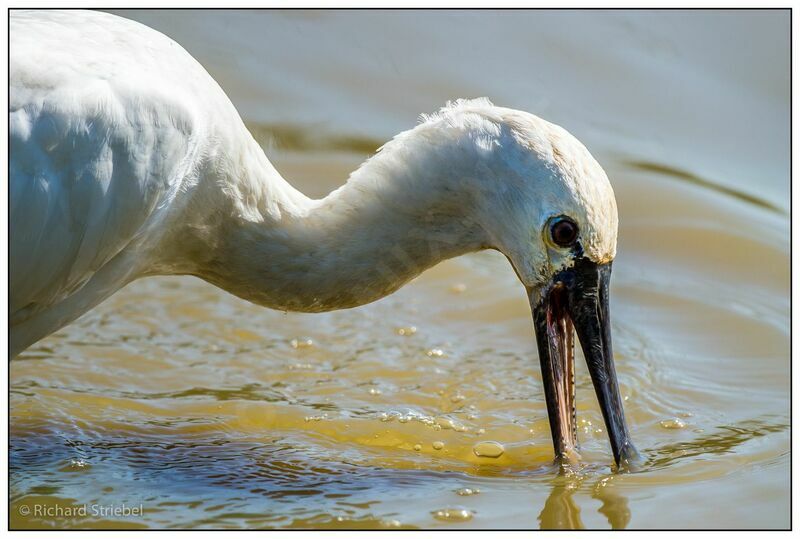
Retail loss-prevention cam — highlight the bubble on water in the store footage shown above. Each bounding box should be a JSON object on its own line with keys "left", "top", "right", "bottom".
{"left": 413, "top": 444, "right": 422, "bottom": 451}
{"left": 436, "top": 416, "right": 468, "bottom": 432}
{"left": 660, "top": 418, "right": 687, "bottom": 429}
{"left": 290, "top": 338, "right": 314, "bottom": 349}
{"left": 473, "top": 441, "right": 505, "bottom": 458}
{"left": 369, "top": 388, "right": 382, "bottom": 396}
{"left": 450, "top": 283, "right": 468, "bottom": 294}
{"left": 456, "top": 487, "right": 480, "bottom": 496}
{"left": 450, "top": 394, "right": 466, "bottom": 403}
{"left": 432, "top": 508, "right": 473, "bottom": 522}
{"left": 426, "top": 348, "right": 445, "bottom": 357}
{"left": 382, "top": 519, "right": 402, "bottom": 528}
{"left": 396, "top": 326, "right": 417, "bottom": 336}
{"left": 477, "top": 428, "right": 486, "bottom": 435}
{"left": 432, "top": 441, "right": 444, "bottom": 450}
{"left": 304, "top": 414, "right": 327, "bottom": 422}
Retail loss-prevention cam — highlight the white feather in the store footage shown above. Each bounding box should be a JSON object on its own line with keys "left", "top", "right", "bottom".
{"left": 10, "top": 10, "right": 617, "bottom": 356}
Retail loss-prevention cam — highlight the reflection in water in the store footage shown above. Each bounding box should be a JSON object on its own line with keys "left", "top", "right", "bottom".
{"left": 539, "top": 472, "right": 585, "bottom": 529}
{"left": 592, "top": 475, "right": 631, "bottom": 530}
{"left": 538, "top": 468, "right": 631, "bottom": 530}
{"left": 534, "top": 418, "right": 789, "bottom": 530}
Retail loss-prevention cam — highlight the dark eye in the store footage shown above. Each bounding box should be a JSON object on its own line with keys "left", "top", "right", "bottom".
{"left": 550, "top": 216, "right": 579, "bottom": 247}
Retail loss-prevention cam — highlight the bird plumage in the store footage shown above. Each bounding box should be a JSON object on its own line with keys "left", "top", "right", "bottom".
{"left": 10, "top": 9, "right": 617, "bottom": 357}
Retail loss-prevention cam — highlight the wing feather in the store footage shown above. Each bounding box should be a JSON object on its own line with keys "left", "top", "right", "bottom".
{"left": 10, "top": 10, "right": 202, "bottom": 322}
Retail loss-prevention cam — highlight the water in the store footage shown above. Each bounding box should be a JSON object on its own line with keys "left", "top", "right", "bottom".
{"left": 10, "top": 9, "right": 789, "bottom": 529}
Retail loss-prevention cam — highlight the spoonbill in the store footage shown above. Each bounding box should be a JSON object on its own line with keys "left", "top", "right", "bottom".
{"left": 10, "top": 10, "right": 638, "bottom": 467}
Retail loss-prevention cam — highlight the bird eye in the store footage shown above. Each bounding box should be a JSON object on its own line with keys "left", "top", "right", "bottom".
{"left": 549, "top": 216, "right": 579, "bottom": 247}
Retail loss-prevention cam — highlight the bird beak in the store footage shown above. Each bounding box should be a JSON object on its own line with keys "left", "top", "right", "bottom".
{"left": 529, "top": 257, "right": 639, "bottom": 468}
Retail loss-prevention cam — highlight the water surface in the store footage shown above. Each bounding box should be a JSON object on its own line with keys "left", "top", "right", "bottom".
{"left": 10, "top": 9, "right": 789, "bottom": 529}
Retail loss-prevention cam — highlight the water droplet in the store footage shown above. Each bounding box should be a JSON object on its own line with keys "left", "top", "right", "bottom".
{"left": 473, "top": 441, "right": 505, "bottom": 458}
{"left": 456, "top": 487, "right": 480, "bottom": 496}
{"left": 432, "top": 441, "right": 444, "bottom": 450}
{"left": 426, "top": 348, "right": 445, "bottom": 357}
{"left": 413, "top": 444, "right": 422, "bottom": 451}
{"left": 660, "top": 418, "right": 687, "bottom": 429}
{"left": 290, "top": 338, "right": 314, "bottom": 349}
{"left": 432, "top": 508, "right": 473, "bottom": 522}
{"left": 396, "top": 326, "right": 417, "bottom": 336}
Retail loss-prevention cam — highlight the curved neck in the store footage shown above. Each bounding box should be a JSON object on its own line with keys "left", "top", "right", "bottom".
{"left": 190, "top": 135, "right": 489, "bottom": 312}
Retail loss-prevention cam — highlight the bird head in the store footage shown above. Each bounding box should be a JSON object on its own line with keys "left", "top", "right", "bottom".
{"left": 420, "top": 99, "right": 638, "bottom": 468}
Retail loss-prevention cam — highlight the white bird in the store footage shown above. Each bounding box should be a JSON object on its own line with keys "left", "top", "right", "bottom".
{"left": 10, "top": 10, "right": 637, "bottom": 467}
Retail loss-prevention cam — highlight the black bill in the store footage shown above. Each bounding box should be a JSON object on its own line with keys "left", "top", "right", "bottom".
{"left": 531, "top": 257, "right": 639, "bottom": 468}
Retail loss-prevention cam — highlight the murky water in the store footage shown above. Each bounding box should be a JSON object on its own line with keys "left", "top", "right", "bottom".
{"left": 10, "top": 9, "right": 789, "bottom": 529}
